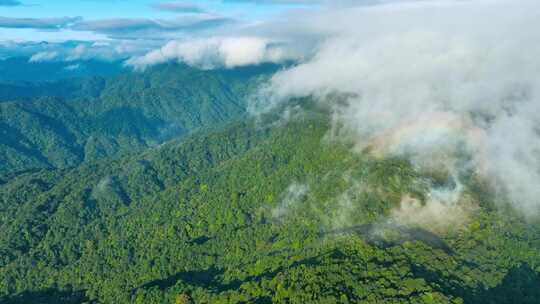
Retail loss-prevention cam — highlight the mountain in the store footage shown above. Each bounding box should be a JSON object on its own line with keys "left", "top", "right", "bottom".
{"left": 0, "top": 57, "right": 125, "bottom": 83}
{"left": 0, "top": 105, "right": 539, "bottom": 304}
{"left": 0, "top": 63, "right": 278, "bottom": 175}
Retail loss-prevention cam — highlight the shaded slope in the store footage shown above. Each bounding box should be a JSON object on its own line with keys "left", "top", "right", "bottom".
{"left": 0, "top": 63, "right": 276, "bottom": 174}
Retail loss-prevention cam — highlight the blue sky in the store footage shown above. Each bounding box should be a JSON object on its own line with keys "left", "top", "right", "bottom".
{"left": 0, "top": 0, "right": 322, "bottom": 60}
{"left": 2, "top": 0, "right": 306, "bottom": 20}
{"left": 0, "top": 0, "right": 315, "bottom": 42}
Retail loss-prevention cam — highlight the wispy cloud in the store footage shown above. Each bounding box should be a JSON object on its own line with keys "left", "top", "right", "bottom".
{"left": 223, "top": 0, "right": 318, "bottom": 4}
{"left": 152, "top": 2, "right": 207, "bottom": 13}
{"left": 0, "top": 16, "right": 82, "bottom": 29}
{"left": 29, "top": 50, "right": 58, "bottom": 62}
{"left": 222, "top": 0, "right": 374, "bottom": 6}
{"left": 79, "top": 17, "right": 233, "bottom": 40}
{"left": 0, "top": 13, "right": 235, "bottom": 53}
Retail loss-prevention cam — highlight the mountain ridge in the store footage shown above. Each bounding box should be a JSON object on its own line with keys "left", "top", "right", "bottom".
{"left": 0, "top": 63, "right": 278, "bottom": 175}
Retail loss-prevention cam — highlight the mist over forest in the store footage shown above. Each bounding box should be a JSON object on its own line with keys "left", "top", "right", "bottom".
{"left": 1, "top": 0, "right": 540, "bottom": 303}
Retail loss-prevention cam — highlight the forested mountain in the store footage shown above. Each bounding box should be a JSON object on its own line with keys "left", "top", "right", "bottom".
{"left": 0, "top": 103, "right": 539, "bottom": 304}
{"left": 0, "top": 63, "right": 277, "bottom": 175}
{"left": 1, "top": 0, "right": 538, "bottom": 303}
{"left": 0, "top": 57, "right": 125, "bottom": 83}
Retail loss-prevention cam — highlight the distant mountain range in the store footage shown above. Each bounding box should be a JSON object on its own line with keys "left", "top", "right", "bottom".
{"left": 0, "top": 57, "right": 126, "bottom": 82}
{"left": 0, "top": 61, "right": 278, "bottom": 175}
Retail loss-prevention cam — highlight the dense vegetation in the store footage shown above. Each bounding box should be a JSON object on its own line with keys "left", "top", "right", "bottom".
{"left": 0, "top": 63, "right": 276, "bottom": 174}
{"left": 1, "top": 103, "right": 539, "bottom": 303}
{"left": 0, "top": 57, "right": 125, "bottom": 83}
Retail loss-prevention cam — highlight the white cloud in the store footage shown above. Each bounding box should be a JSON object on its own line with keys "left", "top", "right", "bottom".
{"left": 66, "top": 44, "right": 86, "bottom": 61}
{"left": 126, "top": 36, "right": 302, "bottom": 70}
{"left": 219, "top": 37, "right": 267, "bottom": 67}
{"left": 271, "top": 183, "right": 310, "bottom": 220}
{"left": 389, "top": 178, "right": 474, "bottom": 232}
{"left": 252, "top": 0, "right": 540, "bottom": 218}
{"left": 29, "top": 51, "right": 58, "bottom": 62}
{"left": 64, "top": 63, "right": 81, "bottom": 71}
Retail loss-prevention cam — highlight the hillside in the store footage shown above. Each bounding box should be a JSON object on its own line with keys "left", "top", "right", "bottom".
{"left": 0, "top": 57, "right": 125, "bottom": 83}
{"left": 1, "top": 108, "right": 539, "bottom": 304}
{"left": 0, "top": 63, "right": 277, "bottom": 175}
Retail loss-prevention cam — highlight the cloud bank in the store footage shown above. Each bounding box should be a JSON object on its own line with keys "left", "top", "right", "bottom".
{"left": 254, "top": 0, "right": 540, "bottom": 218}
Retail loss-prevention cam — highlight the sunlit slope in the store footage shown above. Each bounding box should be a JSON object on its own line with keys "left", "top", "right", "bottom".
{"left": 0, "top": 109, "right": 539, "bottom": 304}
